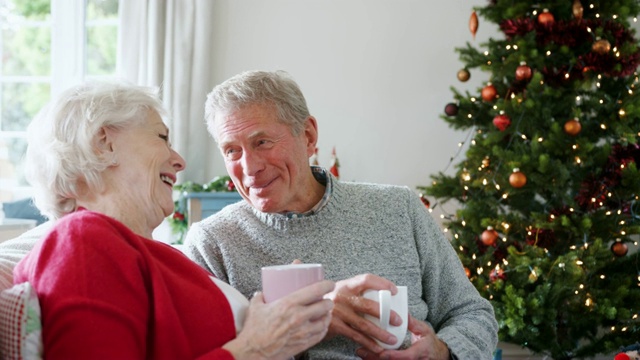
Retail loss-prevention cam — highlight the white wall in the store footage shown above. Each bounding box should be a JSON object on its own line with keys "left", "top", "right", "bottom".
{"left": 205, "top": 0, "right": 496, "bottom": 196}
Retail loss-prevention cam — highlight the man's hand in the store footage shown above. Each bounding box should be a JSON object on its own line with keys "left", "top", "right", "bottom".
{"left": 324, "top": 274, "right": 403, "bottom": 354}
{"left": 355, "top": 315, "right": 451, "bottom": 360}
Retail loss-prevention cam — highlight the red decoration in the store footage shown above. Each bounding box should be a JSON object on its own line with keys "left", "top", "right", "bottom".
{"left": 493, "top": 112, "right": 511, "bottom": 131}
{"left": 499, "top": 18, "right": 640, "bottom": 78}
{"left": 538, "top": 9, "right": 555, "bottom": 26}
{"left": 464, "top": 267, "right": 471, "bottom": 278}
{"left": 172, "top": 211, "right": 185, "bottom": 221}
{"left": 564, "top": 118, "right": 582, "bottom": 136}
{"left": 481, "top": 227, "right": 499, "bottom": 246}
{"left": 444, "top": 103, "right": 459, "bottom": 116}
{"left": 329, "top": 146, "right": 340, "bottom": 179}
{"left": 515, "top": 62, "right": 532, "bottom": 82}
{"left": 490, "top": 267, "right": 506, "bottom": 282}
{"left": 419, "top": 193, "right": 430, "bottom": 208}
{"left": 457, "top": 69, "right": 471, "bottom": 82}
{"left": 469, "top": 11, "right": 478, "bottom": 39}
{"left": 226, "top": 180, "right": 236, "bottom": 191}
{"left": 611, "top": 242, "right": 628, "bottom": 257}
{"left": 509, "top": 168, "right": 527, "bottom": 188}
{"left": 481, "top": 83, "right": 498, "bottom": 102}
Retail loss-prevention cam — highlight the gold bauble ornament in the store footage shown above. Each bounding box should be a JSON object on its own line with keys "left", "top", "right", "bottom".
{"left": 573, "top": 0, "right": 584, "bottom": 20}
{"left": 457, "top": 69, "right": 471, "bottom": 82}
{"left": 592, "top": 38, "right": 611, "bottom": 54}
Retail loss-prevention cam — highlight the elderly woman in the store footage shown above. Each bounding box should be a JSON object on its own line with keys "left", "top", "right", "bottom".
{"left": 13, "top": 82, "right": 335, "bottom": 359}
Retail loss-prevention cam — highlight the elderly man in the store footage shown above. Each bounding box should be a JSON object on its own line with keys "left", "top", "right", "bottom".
{"left": 184, "top": 70, "right": 498, "bottom": 359}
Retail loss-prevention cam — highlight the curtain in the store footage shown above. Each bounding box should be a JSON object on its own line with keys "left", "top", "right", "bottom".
{"left": 116, "top": 0, "right": 215, "bottom": 184}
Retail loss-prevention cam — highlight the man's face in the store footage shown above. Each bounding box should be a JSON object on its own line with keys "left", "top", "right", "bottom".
{"left": 214, "top": 103, "right": 318, "bottom": 213}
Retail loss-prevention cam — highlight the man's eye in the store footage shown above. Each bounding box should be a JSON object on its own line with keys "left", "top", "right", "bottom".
{"left": 159, "top": 134, "right": 169, "bottom": 142}
{"left": 225, "top": 148, "right": 241, "bottom": 159}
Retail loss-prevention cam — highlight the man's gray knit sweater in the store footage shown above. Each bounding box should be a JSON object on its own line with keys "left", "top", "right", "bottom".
{"left": 184, "top": 176, "right": 498, "bottom": 359}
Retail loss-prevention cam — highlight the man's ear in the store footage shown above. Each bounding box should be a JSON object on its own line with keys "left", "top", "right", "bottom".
{"left": 304, "top": 116, "right": 319, "bottom": 157}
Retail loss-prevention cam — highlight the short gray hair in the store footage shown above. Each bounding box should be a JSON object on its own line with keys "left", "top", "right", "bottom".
{"left": 25, "top": 81, "right": 167, "bottom": 220}
{"left": 204, "top": 70, "right": 310, "bottom": 142}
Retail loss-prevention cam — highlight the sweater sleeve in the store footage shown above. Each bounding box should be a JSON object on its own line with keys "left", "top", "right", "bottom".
{"left": 184, "top": 220, "right": 229, "bottom": 282}
{"left": 14, "top": 216, "right": 155, "bottom": 359}
{"left": 406, "top": 189, "right": 498, "bottom": 359}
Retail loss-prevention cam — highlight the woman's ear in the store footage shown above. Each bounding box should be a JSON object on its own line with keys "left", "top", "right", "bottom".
{"left": 94, "top": 126, "right": 115, "bottom": 156}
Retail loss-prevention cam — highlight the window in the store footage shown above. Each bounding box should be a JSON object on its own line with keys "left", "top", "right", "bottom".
{"left": 0, "top": 0, "right": 119, "bottom": 203}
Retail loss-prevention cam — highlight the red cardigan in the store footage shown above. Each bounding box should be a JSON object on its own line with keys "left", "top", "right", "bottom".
{"left": 14, "top": 209, "right": 236, "bottom": 360}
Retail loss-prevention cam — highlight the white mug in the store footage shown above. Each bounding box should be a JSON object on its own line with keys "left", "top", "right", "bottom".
{"left": 362, "top": 286, "right": 409, "bottom": 350}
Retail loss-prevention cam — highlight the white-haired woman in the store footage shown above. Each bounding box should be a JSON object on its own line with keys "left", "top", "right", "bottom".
{"left": 13, "top": 82, "right": 334, "bottom": 359}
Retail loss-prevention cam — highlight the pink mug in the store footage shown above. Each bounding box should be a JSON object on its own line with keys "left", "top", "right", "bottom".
{"left": 261, "top": 263, "right": 324, "bottom": 303}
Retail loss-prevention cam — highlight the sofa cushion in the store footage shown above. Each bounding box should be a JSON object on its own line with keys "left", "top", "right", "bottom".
{"left": 0, "top": 282, "right": 42, "bottom": 359}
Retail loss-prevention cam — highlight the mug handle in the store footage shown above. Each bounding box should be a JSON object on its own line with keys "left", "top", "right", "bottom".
{"left": 378, "top": 290, "right": 391, "bottom": 330}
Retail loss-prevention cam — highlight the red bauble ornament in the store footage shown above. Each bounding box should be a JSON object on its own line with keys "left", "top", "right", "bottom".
{"left": 464, "top": 267, "right": 471, "bottom": 278}
{"left": 493, "top": 112, "right": 511, "bottom": 131}
{"left": 592, "top": 38, "right": 611, "bottom": 55}
{"left": 481, "top": 226, "right": 499, "bottom": 246}
{"left": 226, "top": 180, "right": 236, "bottom": 191}
{"left": 419, "top": 193, "right": 430, "bottom": 208}
{"left": 444, "top": 103, "right": 459, "bottom": 116}
{"left": 538, "top": 9, "right": 555, "bottom": 25}
{"left": 469, "top": 11, "right": 479, "bottom": 39}
{"left": 457, "top": 69, "right": 471, "bottom": 82}
{"left": 564, "top": 118, "right": 582, "bottom": 136}
{"left": 611, "top": 241, "right": 628, "bottom": 257}
{"left": 509, "top": 168, "right": 527, "bottom": 188}
{"left": 490, "top": 267, "right": 506, "bottom": 282}
{"left": 515, "top": 62, "right": 532, "bottom": 82}
{"left": 481, "top": 83, "right": 497, "bottom": 102}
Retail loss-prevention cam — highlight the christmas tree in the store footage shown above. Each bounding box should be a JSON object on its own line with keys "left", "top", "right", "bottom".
{"left": 419, "top": 1, "right": 640, "bottom": 359}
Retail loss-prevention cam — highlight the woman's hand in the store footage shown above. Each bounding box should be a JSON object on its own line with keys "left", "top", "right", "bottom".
{"left": 224, "top": 280, "right": 335, "bottom": 360}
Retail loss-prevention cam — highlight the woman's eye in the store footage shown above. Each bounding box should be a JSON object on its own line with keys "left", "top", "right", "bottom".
{"left": 159, "top": 134, "right": 169, "bottom": 142}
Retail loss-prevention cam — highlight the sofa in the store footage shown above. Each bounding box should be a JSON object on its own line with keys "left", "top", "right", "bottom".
{"left": 0, "top": 222, "right": 51, "bottom": 359}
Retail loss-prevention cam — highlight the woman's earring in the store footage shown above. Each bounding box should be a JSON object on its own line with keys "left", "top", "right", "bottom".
{"left": 111, "top": 157, "right": 118, "bottom": 166}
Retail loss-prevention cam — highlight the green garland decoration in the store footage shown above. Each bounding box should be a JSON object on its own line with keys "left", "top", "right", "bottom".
{"left": 167, "top": 175, "right": 237, "bottom": 244}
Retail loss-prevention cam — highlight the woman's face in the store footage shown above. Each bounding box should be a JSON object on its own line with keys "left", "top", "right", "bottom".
{"left": 104, "top": 110, "right": 185, "bottom": 227}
